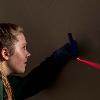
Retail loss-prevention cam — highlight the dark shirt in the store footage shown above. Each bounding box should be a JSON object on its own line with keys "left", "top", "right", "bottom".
{"left": 8, "top": 45, "right": 72, "bottom": 100}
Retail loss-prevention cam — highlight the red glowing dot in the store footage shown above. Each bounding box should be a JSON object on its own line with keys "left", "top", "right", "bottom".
{"left": 76, "top": 57, "right": 81, "bottom": 61}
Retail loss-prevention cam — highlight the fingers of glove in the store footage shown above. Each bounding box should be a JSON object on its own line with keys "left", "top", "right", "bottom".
{"left": 68, "top": 33, "right": 75, "bottom": 43}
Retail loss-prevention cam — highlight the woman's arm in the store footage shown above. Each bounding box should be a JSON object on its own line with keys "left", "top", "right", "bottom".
{"left": 9, "top": 33, "right": 78, "bottom": 100}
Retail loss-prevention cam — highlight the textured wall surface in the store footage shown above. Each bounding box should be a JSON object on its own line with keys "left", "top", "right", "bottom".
{"left": 0, "top": 0, "right": 100, "bottom": 100}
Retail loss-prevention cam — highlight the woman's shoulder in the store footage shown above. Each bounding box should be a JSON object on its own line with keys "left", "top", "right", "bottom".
{"left": 0, "top": 76, "right": 3, "bottom": 100}
{"left": 0, "top": 76, "right": 2, "bottom": 84}
{"left": 0, "top": 77, "right": 3, "bottom": 88}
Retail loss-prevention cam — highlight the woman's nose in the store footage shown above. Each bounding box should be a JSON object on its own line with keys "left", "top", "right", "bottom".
{"left": 28, "top": 52, "right": 31, "bottom": 57}
{"left": 27, "top": 51, "right": 31, "bottom": 58}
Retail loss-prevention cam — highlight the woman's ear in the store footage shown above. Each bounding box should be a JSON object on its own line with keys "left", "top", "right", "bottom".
{"left": 1, "top": 48, "right": 10, "bottom": 61}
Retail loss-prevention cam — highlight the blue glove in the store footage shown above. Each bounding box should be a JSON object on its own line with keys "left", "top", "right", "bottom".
{"left": 66, "top": 33, "right": 78, "bottom": 58}
{"left": 54, "top": 33, "right": 78, "bottom": 62}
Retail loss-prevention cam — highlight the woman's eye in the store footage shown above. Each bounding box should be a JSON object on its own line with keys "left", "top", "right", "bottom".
{"left": 23, "top": 46, "right": 26, "bottom": 49}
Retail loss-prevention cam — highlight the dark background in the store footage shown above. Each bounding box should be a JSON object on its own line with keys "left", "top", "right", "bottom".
{"left": 0, "top": 0, "right": 100, "bottom": 100}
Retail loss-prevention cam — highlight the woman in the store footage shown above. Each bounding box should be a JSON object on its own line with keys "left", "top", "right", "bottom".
{"left": 0, "top": 23, "right": 78, "bottom": 100}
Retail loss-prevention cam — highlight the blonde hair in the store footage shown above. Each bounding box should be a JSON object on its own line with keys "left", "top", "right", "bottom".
{"left": 0, "top": 23, "right": 24, "bottom": 100}
{"left": 0, "top": 23, "right": 24, "bottom": 55}
{"left": 0, "top": 62, "right": 13, "bottom": 100}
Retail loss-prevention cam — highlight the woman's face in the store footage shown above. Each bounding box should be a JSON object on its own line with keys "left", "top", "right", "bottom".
{"left": 8, "top": 33, "right": 31, "bottom": 74}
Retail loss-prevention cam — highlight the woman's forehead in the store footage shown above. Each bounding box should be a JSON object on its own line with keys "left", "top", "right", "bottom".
{"left": 16, "top": 33, "right": 27, "bottom": 45}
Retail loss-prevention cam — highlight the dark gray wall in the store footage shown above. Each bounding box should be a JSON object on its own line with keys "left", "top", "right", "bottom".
{"left": 0, "top": 0, "right": 100, "bottom": 100}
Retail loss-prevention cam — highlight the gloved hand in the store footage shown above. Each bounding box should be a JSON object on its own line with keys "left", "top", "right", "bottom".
{"left": 65, "top": 33, "right": 78, "bottom": 58}
{"left": 54, "top": 33, "right": 78, "bottom": 61}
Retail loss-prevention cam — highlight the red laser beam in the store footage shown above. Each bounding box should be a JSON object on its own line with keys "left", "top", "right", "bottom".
{"left": 76, "top": 57, "right": 100, "bottom": 69}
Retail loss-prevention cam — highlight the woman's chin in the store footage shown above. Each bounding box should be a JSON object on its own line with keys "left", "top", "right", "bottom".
{"left": 15, "top": 68, "right": 26, "bottom": 74}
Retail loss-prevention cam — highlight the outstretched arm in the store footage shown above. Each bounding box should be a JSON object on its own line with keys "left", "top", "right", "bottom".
{"left": 9, "top": 33, "right": 78, "bottom": 100}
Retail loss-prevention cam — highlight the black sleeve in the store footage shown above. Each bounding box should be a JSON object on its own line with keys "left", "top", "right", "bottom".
{"left": 9, "top": 44, "right": 72, "bottom": 100}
